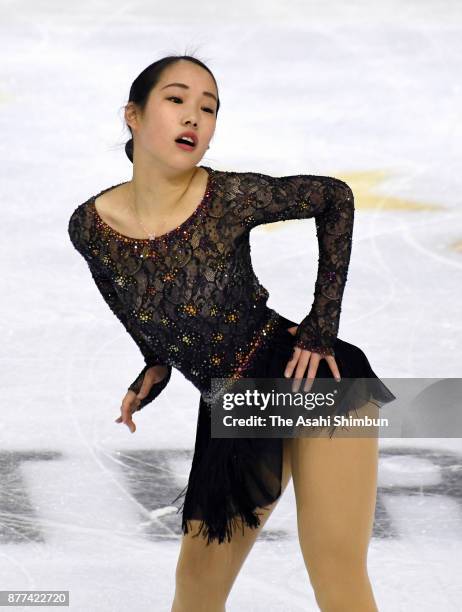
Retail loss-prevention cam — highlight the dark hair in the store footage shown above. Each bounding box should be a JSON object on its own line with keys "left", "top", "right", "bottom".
{"left": 123, "top": 54, "right": 220, "bottom": 163}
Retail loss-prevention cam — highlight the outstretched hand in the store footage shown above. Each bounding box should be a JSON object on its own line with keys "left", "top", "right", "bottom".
{"left": 115, "top": 365, "right": 170, "bottom": 433}
{"left": 284, "top": 326, "right": 341, "bottom": 392}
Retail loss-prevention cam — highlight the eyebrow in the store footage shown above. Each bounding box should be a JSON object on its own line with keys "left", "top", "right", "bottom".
{"left": 160, "top": 82, "right": 218, "bottom": 104}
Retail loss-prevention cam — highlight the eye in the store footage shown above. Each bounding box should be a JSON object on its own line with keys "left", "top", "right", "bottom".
{"left": 167, "top": 96, "right": 215, "bottom": 115}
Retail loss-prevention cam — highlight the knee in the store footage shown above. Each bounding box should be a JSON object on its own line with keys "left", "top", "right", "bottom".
{"left": 313, "top": 573, "right": 375, "bottom": 612}
{"left": 176, "top": 561, "right": 227, "bottom": 593}
{"left": 175, "top": 554, "right": 231, "bottom": 603}
{"left": 307, "top": 552, "right": 371, "bottom": 611}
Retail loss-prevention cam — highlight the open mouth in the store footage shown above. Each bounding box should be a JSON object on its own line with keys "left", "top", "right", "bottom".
{"left": 174, "top": 131, "right": 198, "bottom": 150}
{"left": 175, "top": 137, "right": 196, "bottom": 151}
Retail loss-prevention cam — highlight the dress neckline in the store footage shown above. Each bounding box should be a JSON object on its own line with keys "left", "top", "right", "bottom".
{"left": 89, "top": 165, "right": 214, "bottom": 245}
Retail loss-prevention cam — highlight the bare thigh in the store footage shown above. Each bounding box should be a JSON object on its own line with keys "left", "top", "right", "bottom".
{"left": 174, "top": 437, "right": 293, "bottom": 603}
{"left": 290, "top": 401, "right": 380, "bottom": 595}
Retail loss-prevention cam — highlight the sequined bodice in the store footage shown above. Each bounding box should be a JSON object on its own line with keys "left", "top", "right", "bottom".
{"left": 68, "top": 165, "right": 354, "bottom": 408}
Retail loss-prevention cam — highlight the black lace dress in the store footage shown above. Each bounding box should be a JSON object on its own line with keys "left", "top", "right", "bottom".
{"left": 68, "top": 165, "right": 396, "bottom": 545}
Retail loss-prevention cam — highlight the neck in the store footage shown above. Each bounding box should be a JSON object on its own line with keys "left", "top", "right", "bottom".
{"left": 126, "top": 159, "right": 198, "bottom": 219}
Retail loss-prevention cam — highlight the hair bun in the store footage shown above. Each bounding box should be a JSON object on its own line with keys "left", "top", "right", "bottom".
{"left": 125, "top": 138, "right": 134, "bottom": 163}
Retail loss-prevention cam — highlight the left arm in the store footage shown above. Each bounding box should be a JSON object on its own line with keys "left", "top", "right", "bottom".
{"left": 236, "top": 171, "right": 355, "bottom": 356}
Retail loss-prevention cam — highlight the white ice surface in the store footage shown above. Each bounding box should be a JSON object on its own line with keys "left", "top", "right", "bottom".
{"left": 1, "top": 1, "right": 461, "bottom": 610}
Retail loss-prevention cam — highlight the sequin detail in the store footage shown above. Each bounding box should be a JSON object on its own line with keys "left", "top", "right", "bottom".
{"left": 89, "top": 165, "right": 215, "bottom": 250}
{"left": 201, "top": 310, "right": 281, "bottom": 407}
{"left": 68, "top": 166, "right": 354, "bottom": 409}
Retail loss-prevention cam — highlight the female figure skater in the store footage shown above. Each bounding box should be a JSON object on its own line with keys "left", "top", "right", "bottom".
{"left": 68, "top": 55, "right": 395, "bottom": 611}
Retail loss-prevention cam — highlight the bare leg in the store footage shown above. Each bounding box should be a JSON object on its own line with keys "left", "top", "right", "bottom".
{"left": 291, "top": 401, "right": 380, "bottom": 612}
{"left": 171, "top": 438, "right": 293, "bottom": 612}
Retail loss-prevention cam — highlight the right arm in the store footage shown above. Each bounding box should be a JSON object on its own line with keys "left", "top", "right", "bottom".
{"left": 88, "top": 264, "right": 172, "bottom": 410}
{"left": 68, "top": 206, "right": 171, "bottom": 410}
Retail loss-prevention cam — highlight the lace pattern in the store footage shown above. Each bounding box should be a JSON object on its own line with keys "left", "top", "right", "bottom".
{"left": 68, "top": 165, "right": 355, "bottom": 408}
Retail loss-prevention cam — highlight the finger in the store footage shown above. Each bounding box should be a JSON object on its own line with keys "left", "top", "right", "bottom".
{"left": 124, "top": 417, "right": 136, "bottom": 433}
{"left": 118, "top": 400, "right": 138, "bottom": 432}
{"left": 116, "top": 407, "right": 136, "bottom": 429}
{"left": 292, "top": 351, "right": 310, "bottom": 392}
{"left": 284, "top": 346, "right": 301, "bottom": 379}
{"left": 115, "top": 411, "right": 136, "bottom": 422}
{"left": 304, "top": 354, "right": 320, "bottom": 392}
{"left": 115, "top": 396, "right": 137, "bottom": 421}
{"left": 326, "top": 356, "right": 342, "bottom": 381}
{"left": 121, "top": 411, "right": 136, "bottom": 433}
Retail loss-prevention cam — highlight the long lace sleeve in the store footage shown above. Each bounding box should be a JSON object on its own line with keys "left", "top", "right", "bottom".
{"left": 238, "top": 171, "right": 355, "bottom": 356}
{"left": 68, "top": 210, "right": 171, "bottom": 409}
{"left": 88, "top": 265, "right": 172, "bottom": 409}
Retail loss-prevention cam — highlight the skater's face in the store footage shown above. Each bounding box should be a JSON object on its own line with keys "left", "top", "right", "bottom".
{"left": 125, "top": 60, "right": 218, "bottom": 169}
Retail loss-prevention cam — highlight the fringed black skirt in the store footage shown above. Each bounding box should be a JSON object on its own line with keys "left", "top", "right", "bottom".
{"left": 172, "top": 314, "right": 396, "bottom": 546}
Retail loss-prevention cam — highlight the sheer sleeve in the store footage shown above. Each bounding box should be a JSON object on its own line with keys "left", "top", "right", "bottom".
{"left": 238, "top": 172, "right": 355, "bottom": 356}
{"left": 88, "top": 265, "right": 172, "bottom": 410}
{"left": 68, "top": 209, "right": 171, "bottom": 410}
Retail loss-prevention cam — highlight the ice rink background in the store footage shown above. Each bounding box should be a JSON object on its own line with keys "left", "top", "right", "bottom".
{"left": 1, "top": 1, "right": 462, "bottom": 610}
